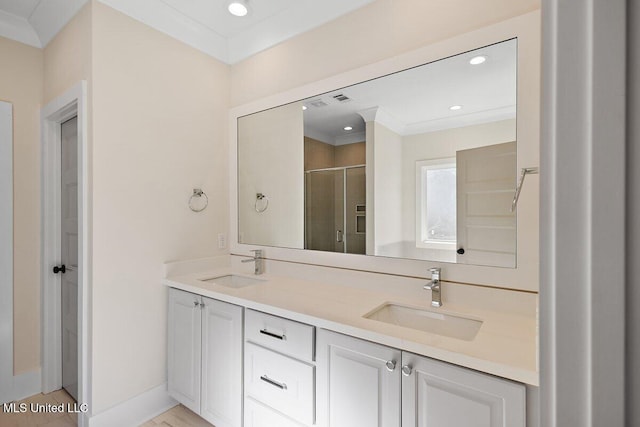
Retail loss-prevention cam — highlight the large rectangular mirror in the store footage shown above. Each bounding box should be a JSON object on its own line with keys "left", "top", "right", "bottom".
{"left": 238, "top": 39, "right": 517, "bottom": 268}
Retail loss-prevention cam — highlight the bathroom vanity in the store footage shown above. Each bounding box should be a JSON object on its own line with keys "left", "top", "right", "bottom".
{"left": 164, "top": 261, "right": 537, "bottom": 427}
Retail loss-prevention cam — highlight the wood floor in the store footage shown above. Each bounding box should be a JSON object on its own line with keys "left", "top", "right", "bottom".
{"left": 0, "top": 391, "right": 211, "bottom": 427}
{"left": 0, "top": 389, "right": 78, "bottom": 427}
{"left": 141, "top": 404, "right": 213, "bottom": 427}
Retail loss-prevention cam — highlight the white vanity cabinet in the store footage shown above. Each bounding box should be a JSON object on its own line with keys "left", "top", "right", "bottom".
{"left": 167, "top": 288, "right": 201, "bottom": 413}
{"left": 316, "top": 329, "right": 526, "bottom": 427}
{"left": 167, "top": 288, "right": 243, "bottom": 427}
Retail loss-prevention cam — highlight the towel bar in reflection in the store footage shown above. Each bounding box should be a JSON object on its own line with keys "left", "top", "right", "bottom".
{"left": 511, "top": 167, "right": 539, "bottom": 212}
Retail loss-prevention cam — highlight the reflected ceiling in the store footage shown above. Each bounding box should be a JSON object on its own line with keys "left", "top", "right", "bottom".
{"left": 303, "top": 39, "right": 517, "bottom": 145}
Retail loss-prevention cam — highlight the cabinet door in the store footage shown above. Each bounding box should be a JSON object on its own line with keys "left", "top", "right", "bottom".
{"left": 167, "top": 288, "right": 201, "bottom": 414}
{"left": 200, "top": 297, "right": 243, "bottom": 427}
{"left": 401, "top": 352, "right": 525, "bottom": 427}
{"left": 317, "top": 329, "right": 401, "bottom": 427}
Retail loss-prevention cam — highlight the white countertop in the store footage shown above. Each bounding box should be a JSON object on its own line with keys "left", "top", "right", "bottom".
{"left": 163, "top": 266, "right": 538, "bottom": 386}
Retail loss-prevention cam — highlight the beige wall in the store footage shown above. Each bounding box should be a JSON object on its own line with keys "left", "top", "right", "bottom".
{"left": 230, "top": 0, "right": 539, "bottom": 106}
{"left": 43, "top": 2, "right": 93, "bottom": 106}
{"left": 89, "top": 2, "right": 230, "bottom": 413}
{"left": 0, "top": 37, "right": 43, "bottom": 375}
{"left": 4, "top": 0, "right": 230, "bottom": 412}
{"left": 370, "top": 122, "right": 403, "bottom": 255}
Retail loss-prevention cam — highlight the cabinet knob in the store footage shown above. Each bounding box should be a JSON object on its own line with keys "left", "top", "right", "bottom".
{"left": 385, "top": 360, "right": 396, "bottom": 372}
{"left": 53, "top": 264, "right": 66, "bottom": 274}
{"left": 457, "top": 248, "right": 465, "bottom": 255}
{"left": 401, "top": 365, "right": 413, "bottom": 377}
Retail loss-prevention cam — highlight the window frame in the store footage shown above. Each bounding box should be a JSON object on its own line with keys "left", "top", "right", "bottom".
{"left": 415, "top": 157, "right": 457, "bottom": 250}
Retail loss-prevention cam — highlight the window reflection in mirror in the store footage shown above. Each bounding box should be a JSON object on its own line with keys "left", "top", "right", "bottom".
{"left": 416, "top": 158, "right": 457, "bottom": 251}
{"left": 237, "top": 39, "right": 517, "bottom": 268}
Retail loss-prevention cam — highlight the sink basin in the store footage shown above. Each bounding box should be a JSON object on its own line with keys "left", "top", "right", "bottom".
{"left": 364, "top": 303, "right": 482, "bottom": 341}
{"left": 200, "top": 275, "right": 265, "bottom": 288}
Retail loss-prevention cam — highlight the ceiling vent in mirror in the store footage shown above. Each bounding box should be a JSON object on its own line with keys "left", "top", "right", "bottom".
{"left": 333, "top": 94, "right": 351, "bottom": 102}
{"left": 309, "top": 99, "right": 329, "bottom": 108}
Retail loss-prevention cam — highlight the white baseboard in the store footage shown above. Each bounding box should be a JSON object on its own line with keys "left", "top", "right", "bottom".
{"left": 88, "top": 383, "right": 177, "bottom": 427}
{"left": 12, "top": 369, "right": 41, "bottom": 402}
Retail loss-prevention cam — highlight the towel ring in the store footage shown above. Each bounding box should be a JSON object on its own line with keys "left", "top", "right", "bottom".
{"left": 189, "top": 188, "right": 208, "bottom": 213}
{"left": 255, "top": 193, "right": 269, "bottom": 213}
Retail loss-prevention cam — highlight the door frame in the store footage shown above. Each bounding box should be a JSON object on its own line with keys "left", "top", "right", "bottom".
{"left": 41, "top": 81, "right": 90, "bottom": 424}
{"left": 0, "top": 101, "right": 13, "bottom": 404}
{"left": 540, "top": 0, "right": 626, "bottom": 425}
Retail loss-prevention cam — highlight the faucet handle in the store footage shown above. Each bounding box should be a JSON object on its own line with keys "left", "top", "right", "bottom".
{"left": 250, "top": 249, "right": 263, "bottom": 257}
{"left": 429, "top": 267, "right": 441, "bottom": 277}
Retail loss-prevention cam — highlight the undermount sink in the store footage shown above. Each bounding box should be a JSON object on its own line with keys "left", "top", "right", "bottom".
{"left": 200, "top": 274, "right": 265, "bottom": 288}
{"left": 364, "top": 303, "right": 482, "bottom": 341}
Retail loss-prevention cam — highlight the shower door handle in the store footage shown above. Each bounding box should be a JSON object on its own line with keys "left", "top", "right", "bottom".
{"left": 336, "top": 230, "right": 343, "bottom": 242}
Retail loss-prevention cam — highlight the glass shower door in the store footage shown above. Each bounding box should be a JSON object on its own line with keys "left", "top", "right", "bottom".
{"left": 345, "top": 166, "right": 366, "bottom": 255}
{"left": 305, "top": 166, "right": 366, "bottom": 254}
{"left": 305, "top": 170, "right": 345, "bottom": 253}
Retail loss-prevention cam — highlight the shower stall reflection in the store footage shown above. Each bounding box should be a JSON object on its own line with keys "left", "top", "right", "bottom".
{"left": 305, "top": 166, "right": 365, "bottom": 254}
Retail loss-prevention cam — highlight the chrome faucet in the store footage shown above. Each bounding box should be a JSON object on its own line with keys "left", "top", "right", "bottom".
{"left": 241, "top": 249, "right": 264, "bottom": 275}
{"left": 423, "top": 267, "right": 442, "bottom": 307}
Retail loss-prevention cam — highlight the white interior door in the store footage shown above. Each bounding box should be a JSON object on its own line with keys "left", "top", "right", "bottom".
{"left": 456, "top": 141, "right": 517, "bottom": 267}
{"left": 60, "top": 116, "right": 78, "bottom": 401}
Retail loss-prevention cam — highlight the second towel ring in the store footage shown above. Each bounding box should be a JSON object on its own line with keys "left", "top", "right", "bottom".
{"left": 189, "top": 188, "right": 208, "bottom": 213}
{"left": 255, "top": 193, "right": 269, "bottom": 213}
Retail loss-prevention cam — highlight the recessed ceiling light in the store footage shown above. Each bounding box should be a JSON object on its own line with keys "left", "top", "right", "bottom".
{"left": 449, "top": 105, "right": 463, "bottom": 111}
{"left": 469, "top": 55, "right": 487, "bottom": 65}
{"left": 344, "top": 126, "right": 353, "bottom": 131}
{"left": 302, "top": 105, "right": 307, "bottom": 110}
{"left": 228, "top": 1, "right": 249, "bottom": 17}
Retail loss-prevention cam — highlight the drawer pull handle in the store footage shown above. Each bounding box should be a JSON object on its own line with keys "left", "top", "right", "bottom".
{"left": 260, "top": 375, "right": 287, "bottom": 390}
{"left": 259, "top": 329, "right": 286, "bottom": 341}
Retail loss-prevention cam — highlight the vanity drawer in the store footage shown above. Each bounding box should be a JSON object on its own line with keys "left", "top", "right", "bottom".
{"left": 244, "top": 397, "right": 306, "bottom": 427}
{"left": 245, "top": 342, "right": 315, "bottom": 425}
{"left": 245, "top": 309, "right": 315, "bottom": 361}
